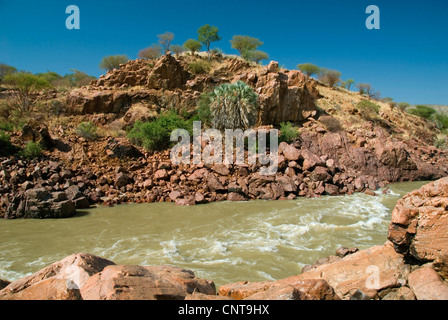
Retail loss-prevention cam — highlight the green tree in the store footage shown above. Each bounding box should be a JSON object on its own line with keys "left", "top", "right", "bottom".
{"left": 397, "top": 102, "right": 410, "bottom": 112}
{"left": 203, "top": 81, "right": 258, "bottom": 130}
{"left": 341, "top": 79, "right": 355, "bottom": 90}
{"left": 0, "top": 63, "right": 17, "bottom": 83}
{"left": 157, "top": 32, "right": 175, "bottom": 54}
{"left": 230, "top": 35, "right": 263, "bottom": 59}
{"left": 297, "top": 63, "right": 320, "bottom": 77}
{"left": 183, "top": 39, "right": 202, "bottom": 55}
{"left": 3, "top": 72, "right": 50, "bottom": 115}
{"left": 246, "top": 50, "right": 270, "bottom": 64}
{"left": 138, "top": 44, "right": 162, "bottom": 60}
{"left": 99, "top": 55, "right": 129, "bottom": 71}
{"left": 197, "top": 24, "right": 221, "bottom": 59}
{"left": 357, "top": 83, "right": 380, "bottom": 100}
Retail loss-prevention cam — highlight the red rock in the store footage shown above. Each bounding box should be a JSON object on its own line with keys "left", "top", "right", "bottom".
{"left": 282, "top": 145, "right": 301, "bottom": 161}
{"left": 80, "top": 265, "right": 215, "bottom": 300}
{"left": 154, "top": 169, "right": 169, "bottom": 180}
{"left": 408, "top": 265, "right": 448, "bottom": 300}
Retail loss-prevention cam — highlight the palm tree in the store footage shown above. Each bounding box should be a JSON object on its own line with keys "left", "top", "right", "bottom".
{"left": 208, "top": 81, "right": 258, "bottom": 130}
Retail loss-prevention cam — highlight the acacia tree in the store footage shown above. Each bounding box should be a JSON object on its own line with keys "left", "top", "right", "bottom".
{"left": 297, "top": 63, "right": 320, "bottom": 77}
{"left": 183, "top": 39, "right": 202, "bottom": 55}
{"left": 99, "top": 55, "right": 129, "bottom": 71}
{"left": 247, "top": 50, "right": 270, "bottom": 64}
{"left": 341, "top": 79, "right": 355, "bottom": 90}
{"left": 0, "top": 63, "right": 17, "bottom": 83}
{"left": 138, "top": 44, "right": 162, "bottom": 60}
{"left": 230, "top": 35, "right": 263, "bottom": 60}
{"left": 198, "top": 24, "right": 221, "bottom": 59}
{"left": 357, "top": 83, "right": 380, "bottom": 100}
{"left": 170, "top": 45, "right": 185, "bottom": 56}
{"left": 157, "top": 32, "right": 175, "bottom": 54}
{"left": 4, "top": 72, "right": 50, "bottom": 115}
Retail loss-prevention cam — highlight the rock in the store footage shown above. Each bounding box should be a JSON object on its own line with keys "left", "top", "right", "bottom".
{"left": 433, "top": 253, "right": 448, "bottom": 279}
{"left": 74, "top": 197, "right": 91, "bottom": 209}
{"left": 212, "top": 164, "right": 230, "bottom": 176}
{"left": 65, "top": 185, "right": 83, "bottom": 200}
{"left": 382, "top": 286, "right": 416, "bottom": 300}
{"left": 219, "top": 278, "right": 339, "bottom": 301}
{"left": 0, "top": 279, "right": 10, "bottom": 290}
{"left": 154, "top": 169, "right": 169, "bottom": 180}
{"left": 276, "top": 175, "right": 297, "bottom": 193}
{"left": 301, "top": 149, "right": 324, "bottom": 171}
{"left": 185, "top": 292, "right": 234, "bottom": 300}
{"left": 0, "top": 253, "right": 115, "bottom": 300}
{"left": 227, "top": 192, "right": 246, "bottom": 202}
{"left": 408, "top": 265, "right": 448, "bottom": 300}
{"left": 297, "top": 243, "right": 408, "bottom": 300}
{"left": 266, "top": 61, "right": 279, "bottom": 73}
{"left": 388, "top": 177, "right": 448, "bottom": 261}
{"left": 80, "top": 265, "right": 215, "bottom": 300}
{"left": 282, "top": 145, "right": 301, "bottom": 161}
{"left": 169, "top": 190, "right": 182, "bottom": 202}
{"left": 310, "top": 166, "right": 332, "bottom": 182}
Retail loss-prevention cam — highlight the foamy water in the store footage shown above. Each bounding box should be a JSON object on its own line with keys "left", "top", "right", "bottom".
{"left": 0, "top": 181, "right": 429, "bottom": 287}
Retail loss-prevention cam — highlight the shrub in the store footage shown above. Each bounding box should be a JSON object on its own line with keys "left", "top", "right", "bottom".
{"left": 99, "top": 55, "right": 129, "bottom": 71}
{"left": 319, "top": 115, "right": 342, "bottom": 132}
{"left": 297, "top": 63, "right": 320, "bottom": 77}
{"left": 187, "top": 60, "right": 212, "bottom": 75}
{"left": 357, "top": 100, "right": 381, "bottom": 121}
{"left": 22, "top": 141, "right": 42, "bottom": 159}
{"left": 357, "top": 83, "right": 380, "bottom": 100}
{"left": 230, "top": 35, "right": 263, "bottom": 59}
{"left": 407, "top": 105, "right": 436, "bottom": 120}
{"left": 183, "top": 39, "right": 202, "bottom": 55}
{"left": 247, "top": 50, "right": 270, "bottom": 64}
{"left": 397, "top": 102, "right": 410, "bottom": 112}
{"left": 75, "top": 121, "right": 98, "bottom": 140}
{"left": 127, "top": 110, "right": 191, "bottom": 151}
{"left": 138, "top": 45, "right": 162, "bottom": 60}
{"left": 203, "top": 81, "right": 258, "bottom": 131}
{"left": 433, "top": 113, "right": 448, "bottom": 129}
{"left": 319, "top": 69, "right": 341, "bottom": 87}
{"left": 435, "top": 134, "right": 448, "bottom": 149}
{"left": 197, "top": 92, "right": 213, "bottom": 126}
{"left": 279, "top": 122, "right": 300, "bottom": 143}
{"left": 0, "top": 63, "right": 17, "bottom": 83}
{"left": 3, "top": 72, "right": 51, "bottom": 115}
{"left": 170, "top": 45, "right": 185, "bottom": 56}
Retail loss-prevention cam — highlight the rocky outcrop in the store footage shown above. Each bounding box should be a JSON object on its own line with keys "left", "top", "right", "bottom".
{"left": 66, "top": 54, "right": 319, "bottom": 126}
{"left": 81, "top": 265, "right": 216, "bottom": 300}
{"left": 388, "top": 177, "right": 448, "bottom": 260}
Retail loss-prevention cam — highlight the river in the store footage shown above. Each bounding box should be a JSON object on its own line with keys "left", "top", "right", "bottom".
{"left": 0, "top": 181, "right": 428, "bottom": 287}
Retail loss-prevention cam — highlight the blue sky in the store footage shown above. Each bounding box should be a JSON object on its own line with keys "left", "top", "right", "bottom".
{"left": 0, "top": 0, "right": 447, "bottom": 105}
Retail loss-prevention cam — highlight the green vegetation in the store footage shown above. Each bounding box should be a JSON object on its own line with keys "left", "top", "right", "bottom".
{"left": 22, "top": 141, "right": 43, "bottom": 159}
{"left": 279, "top": 122, "right": 300, "bottom": 143}
{"left": 128, "top": 110, "right": 192, "bottom": 151}
{"left": 357, "top": 83, "right": 380, "bottom": 100}
{"left": 75, "top": 121, "right": 99, "bottom": 140}
{"left": 407, "top": 105, "right": 436, "bottom": 119}
{"left": 341, "top": 79, "right": 355, "bottom": 91}
{"left": 197, "top": 24, "right": 221, "bottom": 59}
{"left": 138, "top": 45, "right": 162, "bottom": 60}
{"left": 183, "top": 39, "right": 202, "bottom": 55}
{"left": 3, "top": 72, "right": 51, "bottom": 115}
{"left": 230, "top": 35, "right": 263, "bottom": 60}
{"left": 170, "top": 45, "right": 185, "bottom": 56}
{"left": 99, "top": 55, "right": 129, "bottom": 71}
{"left": 246, "top": 50, "right": 270, "bottom": 64}
{"left": 357, "top": 100, "right": 381, "bottom": 121}
{"left": 297, "top": 63, "right": 320, "bottom": 77}
{"left": 202, "top": 81, "right": 258, "bottom": 131}
{"left": 397, "top": 102, "right": 410, "bottom": 112}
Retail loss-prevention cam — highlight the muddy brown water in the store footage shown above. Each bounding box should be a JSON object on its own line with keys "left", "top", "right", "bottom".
{"left": 0, "top": 181, "right": 429, "bottom": 287}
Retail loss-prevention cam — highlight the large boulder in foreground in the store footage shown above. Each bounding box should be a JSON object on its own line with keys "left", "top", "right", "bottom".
{"left": 0, "top": 253, "right": 115, "bottom": 300}
{"left": 80, "top": 265, "right": 216, "bottom": 300}
{"left": 388, "top": 177, "right": 448, "bottom": 261}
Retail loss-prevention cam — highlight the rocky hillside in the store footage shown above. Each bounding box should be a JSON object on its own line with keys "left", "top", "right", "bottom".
{"left": 1, "top": 53, "right": 447, "bottom": 219}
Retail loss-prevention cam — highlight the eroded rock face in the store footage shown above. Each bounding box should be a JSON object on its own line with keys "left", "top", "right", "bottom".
{"left": 388, "top": 177, "right": 448, "bottom": 261}
{"left": 80, "top": 265, "right": 216, "bottom": 300}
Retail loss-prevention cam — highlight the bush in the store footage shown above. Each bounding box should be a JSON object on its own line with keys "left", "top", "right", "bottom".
{"left": 203, "top": 81, "right": 258, "bottom": 131}
{"left": 22, "top": 141, "right": 42, "bottom": 159}
{"left": 75, "top": 121, "right": 98, "bottom": 140}
{"left": 357, "top": 100, "right": 381, "bottom": 121}
{"left": 279, "top": 122, "right": 300, "bottom": 143}
{"left": 183, "top": 39, "right": 202, "bottom": 55}
{"left": 319, "top": 69, "right": 341, "bottom": 87}
{"left": 397, "top": 102, "right": 410, "bottom": 112}
{"left": 433, "top": 113, "right": 448, "bottom": 130}
{"left": 187, "top": 60, "right": 212, "bottom": 75}
{"left": 297, "top": 63, "right": 320, "bottom": 77}
{"left": 99, "top": 55, "right": 129, "bottom": 71}
{"left": 407, "top": 105, "right": 436, "bottom": 120}
{"left": 127, "top": 110, "right": 192, "bottom": 151}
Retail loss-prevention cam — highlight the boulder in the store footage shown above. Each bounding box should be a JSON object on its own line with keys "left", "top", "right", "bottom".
{"left": 388, "top": 177, "right": 448, "bottom": 261}
{"left": 80, "top": 265, "right": 216, "bottom": 300}
{"left": 408, "top": 265, "right": 448, "bottom": 300}
{"left": 296, "top": 243, "right": 408, "bottom": 300}
{"left": 0, "top": 253, "right": 115, "bottom": 300}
